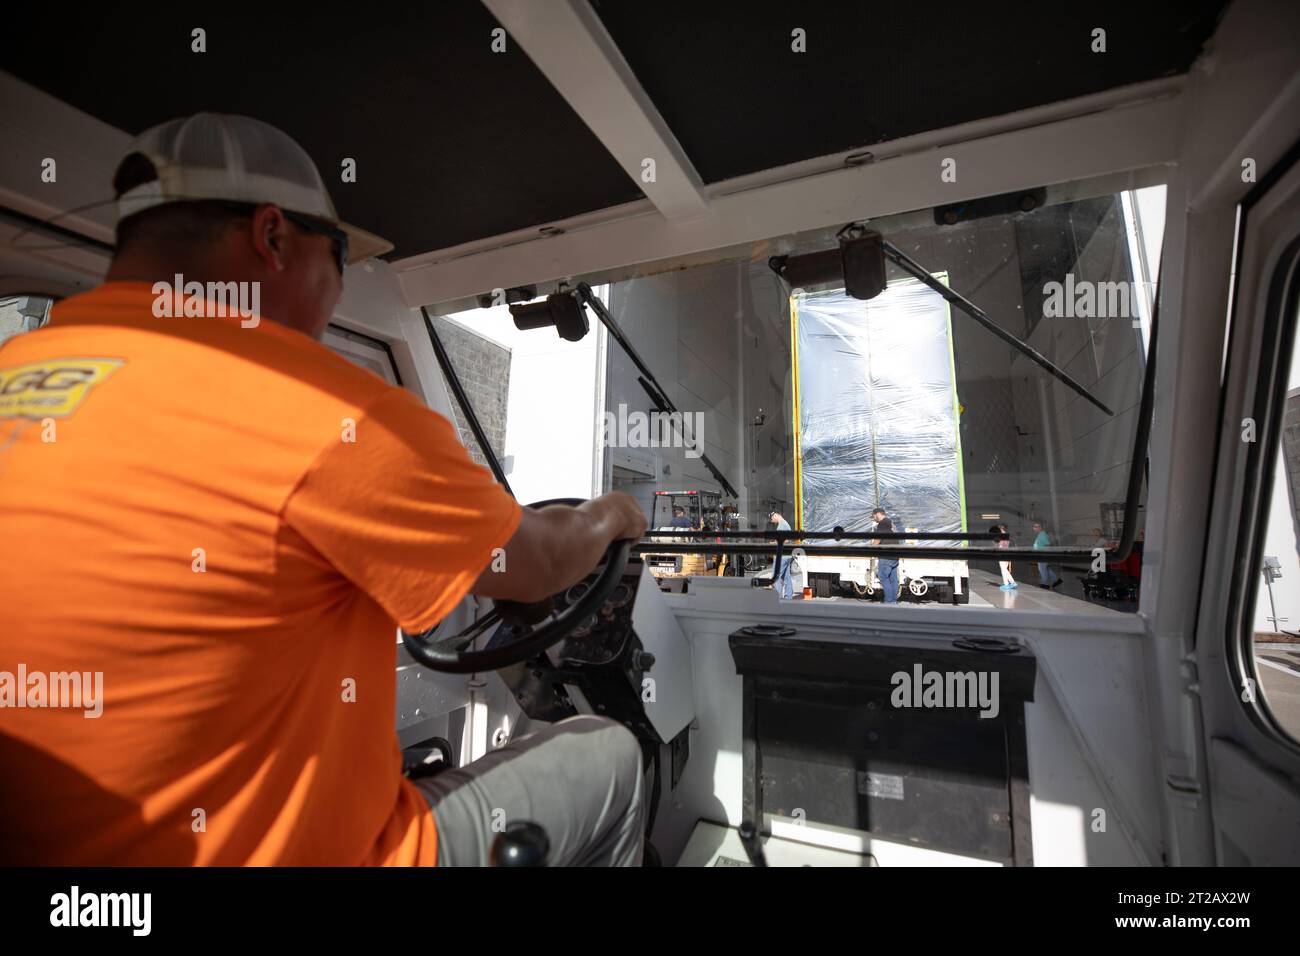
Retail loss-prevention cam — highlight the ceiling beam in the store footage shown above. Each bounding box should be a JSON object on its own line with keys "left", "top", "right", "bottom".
{"left": 481, "top": 0, "right": 710, "bottom": 222}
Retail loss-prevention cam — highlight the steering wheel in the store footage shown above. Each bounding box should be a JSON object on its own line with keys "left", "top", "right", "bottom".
{"left": 401, "top": 498, "right": 632, "bottom": 674}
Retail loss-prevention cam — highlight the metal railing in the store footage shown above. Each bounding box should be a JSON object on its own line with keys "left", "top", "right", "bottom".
{"left": 632, "top": 529, "right": 1106, "bottom": 565}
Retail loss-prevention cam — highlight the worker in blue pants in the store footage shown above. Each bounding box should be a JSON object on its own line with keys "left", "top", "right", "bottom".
{"left": 872, "top": 507, "right": 900, "bottom": 603}
{"left": 1032, "top": 521, "right": 1063, "bottom": 589}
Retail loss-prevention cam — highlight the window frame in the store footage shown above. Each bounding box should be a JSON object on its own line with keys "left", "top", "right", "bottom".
{"left": 1227, "top": 224, "right": 1300, "bottom": 747}
{"left": 321, "top": 322, "right": 404, "bottom": 387}
{"left": 0, "top": 293, "right": 60, "bottom": 348}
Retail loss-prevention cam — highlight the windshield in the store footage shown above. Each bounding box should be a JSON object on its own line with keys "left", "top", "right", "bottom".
{"left": 439, "top": 178, "right": 1164, "bottom": 575}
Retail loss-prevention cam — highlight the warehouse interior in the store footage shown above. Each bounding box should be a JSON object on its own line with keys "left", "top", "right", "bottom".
{"left": 592, "top": 182, "right": 1159, "bottom": 568}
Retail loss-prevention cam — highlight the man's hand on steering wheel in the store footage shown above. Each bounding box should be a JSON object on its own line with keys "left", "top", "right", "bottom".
{"left": 471, "top": 493, "right": 647, "bottom": 604}
{"left": 401, "top": 493, "right": 648, "bottom": 673}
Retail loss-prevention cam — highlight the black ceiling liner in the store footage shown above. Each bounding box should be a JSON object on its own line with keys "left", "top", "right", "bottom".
{"left": 2, "top": 2, "right": 645, "bottom": 259}
{"left": 5, "top": 2, "right": 1229, "bottom": 259}
{"left": 592, "top": 0, "right": 1229, "bottom": 184}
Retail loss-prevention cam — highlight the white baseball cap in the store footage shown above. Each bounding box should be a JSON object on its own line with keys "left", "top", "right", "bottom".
{"left": 113, "top": 112, "right": 392, "bottom": 265}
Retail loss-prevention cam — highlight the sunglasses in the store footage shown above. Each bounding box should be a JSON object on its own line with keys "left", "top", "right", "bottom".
{"left": 216, "top": 201, "right": 348, "bottom": 273}
{"left": 281, "top": 210, "right": 349, "bottom": 274}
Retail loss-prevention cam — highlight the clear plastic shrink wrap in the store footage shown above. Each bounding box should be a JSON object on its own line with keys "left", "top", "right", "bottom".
{"left": 793, "top": 277, "right": 966, "bottom": 543}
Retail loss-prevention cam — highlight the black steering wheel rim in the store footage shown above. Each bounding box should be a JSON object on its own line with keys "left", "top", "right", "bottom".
{"left": 401, "top": 497, "right": 631, "bottom": 674}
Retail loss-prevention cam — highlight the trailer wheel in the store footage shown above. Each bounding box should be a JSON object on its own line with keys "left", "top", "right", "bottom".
{"left": 908, "top": 578, "right": 928, "bottom": 597}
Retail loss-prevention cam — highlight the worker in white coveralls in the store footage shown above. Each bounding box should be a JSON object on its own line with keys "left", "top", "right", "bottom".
{"left": 769, "top": 511, "right": 796, "bottom": 599}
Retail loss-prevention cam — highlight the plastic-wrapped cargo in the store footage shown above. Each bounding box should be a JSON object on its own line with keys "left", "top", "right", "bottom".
{"left": 792, "top": 277, "right": 967, "bottom": 542}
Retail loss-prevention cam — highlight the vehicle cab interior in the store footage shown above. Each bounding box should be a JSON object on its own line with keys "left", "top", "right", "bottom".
{"left": 3, "top": 0, "right": 1300, "bottom": 868}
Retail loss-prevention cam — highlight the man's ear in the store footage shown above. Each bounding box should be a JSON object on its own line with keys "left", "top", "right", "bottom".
{"left": 249, "top": 204, "right": 290, "bottom": 271}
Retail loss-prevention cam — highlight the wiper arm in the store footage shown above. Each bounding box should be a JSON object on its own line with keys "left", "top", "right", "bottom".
{"left": 880, "top": 240, "right": 1114, "bottom": 416}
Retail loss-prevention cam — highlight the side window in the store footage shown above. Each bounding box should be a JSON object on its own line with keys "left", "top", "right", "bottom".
{"left": 321, "top": 324, "right": 402, "bottom": 387}
{"left": 0, "top": 295, "right": 55, "bottom": 347}
{"left": 1248, "top": 285, "right": 1300, "bottom": 741}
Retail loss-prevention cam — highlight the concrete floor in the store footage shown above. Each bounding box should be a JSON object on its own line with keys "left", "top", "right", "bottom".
{"left": 1256, "top": 644, "right": 1300, "bottom": 740}
{"left": 964, "top": 566, "right": 1139, "bottom": 616}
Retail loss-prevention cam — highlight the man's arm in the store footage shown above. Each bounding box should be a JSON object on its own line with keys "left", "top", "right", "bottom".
{"left": 470, "top": 493, "right": 648, "bottom": 603}
{"left": 282, "top": 388, "right": 647, "bottom": 633}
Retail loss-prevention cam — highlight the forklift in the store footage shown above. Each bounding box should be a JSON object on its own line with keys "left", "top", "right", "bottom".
{"left": 642, "top": 490, "right": 739, "bottom": 580}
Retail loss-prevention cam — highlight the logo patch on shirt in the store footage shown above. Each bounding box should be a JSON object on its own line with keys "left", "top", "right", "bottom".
{"left": 0, "top": 358, "right": 123, "bottom": 419}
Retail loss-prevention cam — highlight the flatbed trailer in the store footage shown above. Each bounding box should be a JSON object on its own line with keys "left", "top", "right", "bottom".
{"left": 801, "top": 553, "right": 970, "bottom": 603}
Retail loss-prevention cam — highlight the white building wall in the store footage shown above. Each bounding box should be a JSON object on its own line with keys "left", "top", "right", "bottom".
{"left": 444, "top": 291, "right": 608, "bottom": 504}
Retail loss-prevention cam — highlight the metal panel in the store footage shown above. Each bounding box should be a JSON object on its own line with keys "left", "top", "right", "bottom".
{"left": 729, "top": 629, "right": 1037, "bottom": 864}
{"left": 1143, "top": 0, "right": 1300, "bottom": 866}
{"left": 629, "top": 562, "right": 696, "bottom": 743}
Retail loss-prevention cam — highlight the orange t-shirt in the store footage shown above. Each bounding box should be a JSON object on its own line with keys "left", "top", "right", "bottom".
{"left": 0, "top": 282, "right": 520, "bottom": 865}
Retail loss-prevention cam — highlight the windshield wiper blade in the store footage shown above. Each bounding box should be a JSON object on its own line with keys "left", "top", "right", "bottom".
{"left": 880, "top": 240, "right": 1114, "bottom": 417}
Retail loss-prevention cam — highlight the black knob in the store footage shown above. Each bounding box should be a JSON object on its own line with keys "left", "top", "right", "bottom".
{"left": 737, "top": 820, "right": 769, "bottom": 867}
{"left": 490, "top": 821, "right": 550, "bottom": 867}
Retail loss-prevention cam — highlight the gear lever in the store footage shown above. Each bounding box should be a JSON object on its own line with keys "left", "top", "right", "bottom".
{"left": 490, "top": 820, "right": 550, "bottom": 866}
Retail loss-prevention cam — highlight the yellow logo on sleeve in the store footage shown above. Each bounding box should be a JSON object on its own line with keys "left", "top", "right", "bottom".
{"left": 0, "top": 358, "right": 123, "bottom": 419}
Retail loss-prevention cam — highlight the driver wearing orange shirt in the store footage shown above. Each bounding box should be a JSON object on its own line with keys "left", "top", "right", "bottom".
{"left": 0, "top": 113, "right": 649, "bottom": 866}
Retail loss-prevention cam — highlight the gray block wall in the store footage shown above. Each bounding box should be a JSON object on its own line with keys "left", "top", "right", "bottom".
{"left": 1283, "top": 388, "right": 1300, "bottom": 563}
{"left": 431, "top": 315, "right": 510, "bottom": 470}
